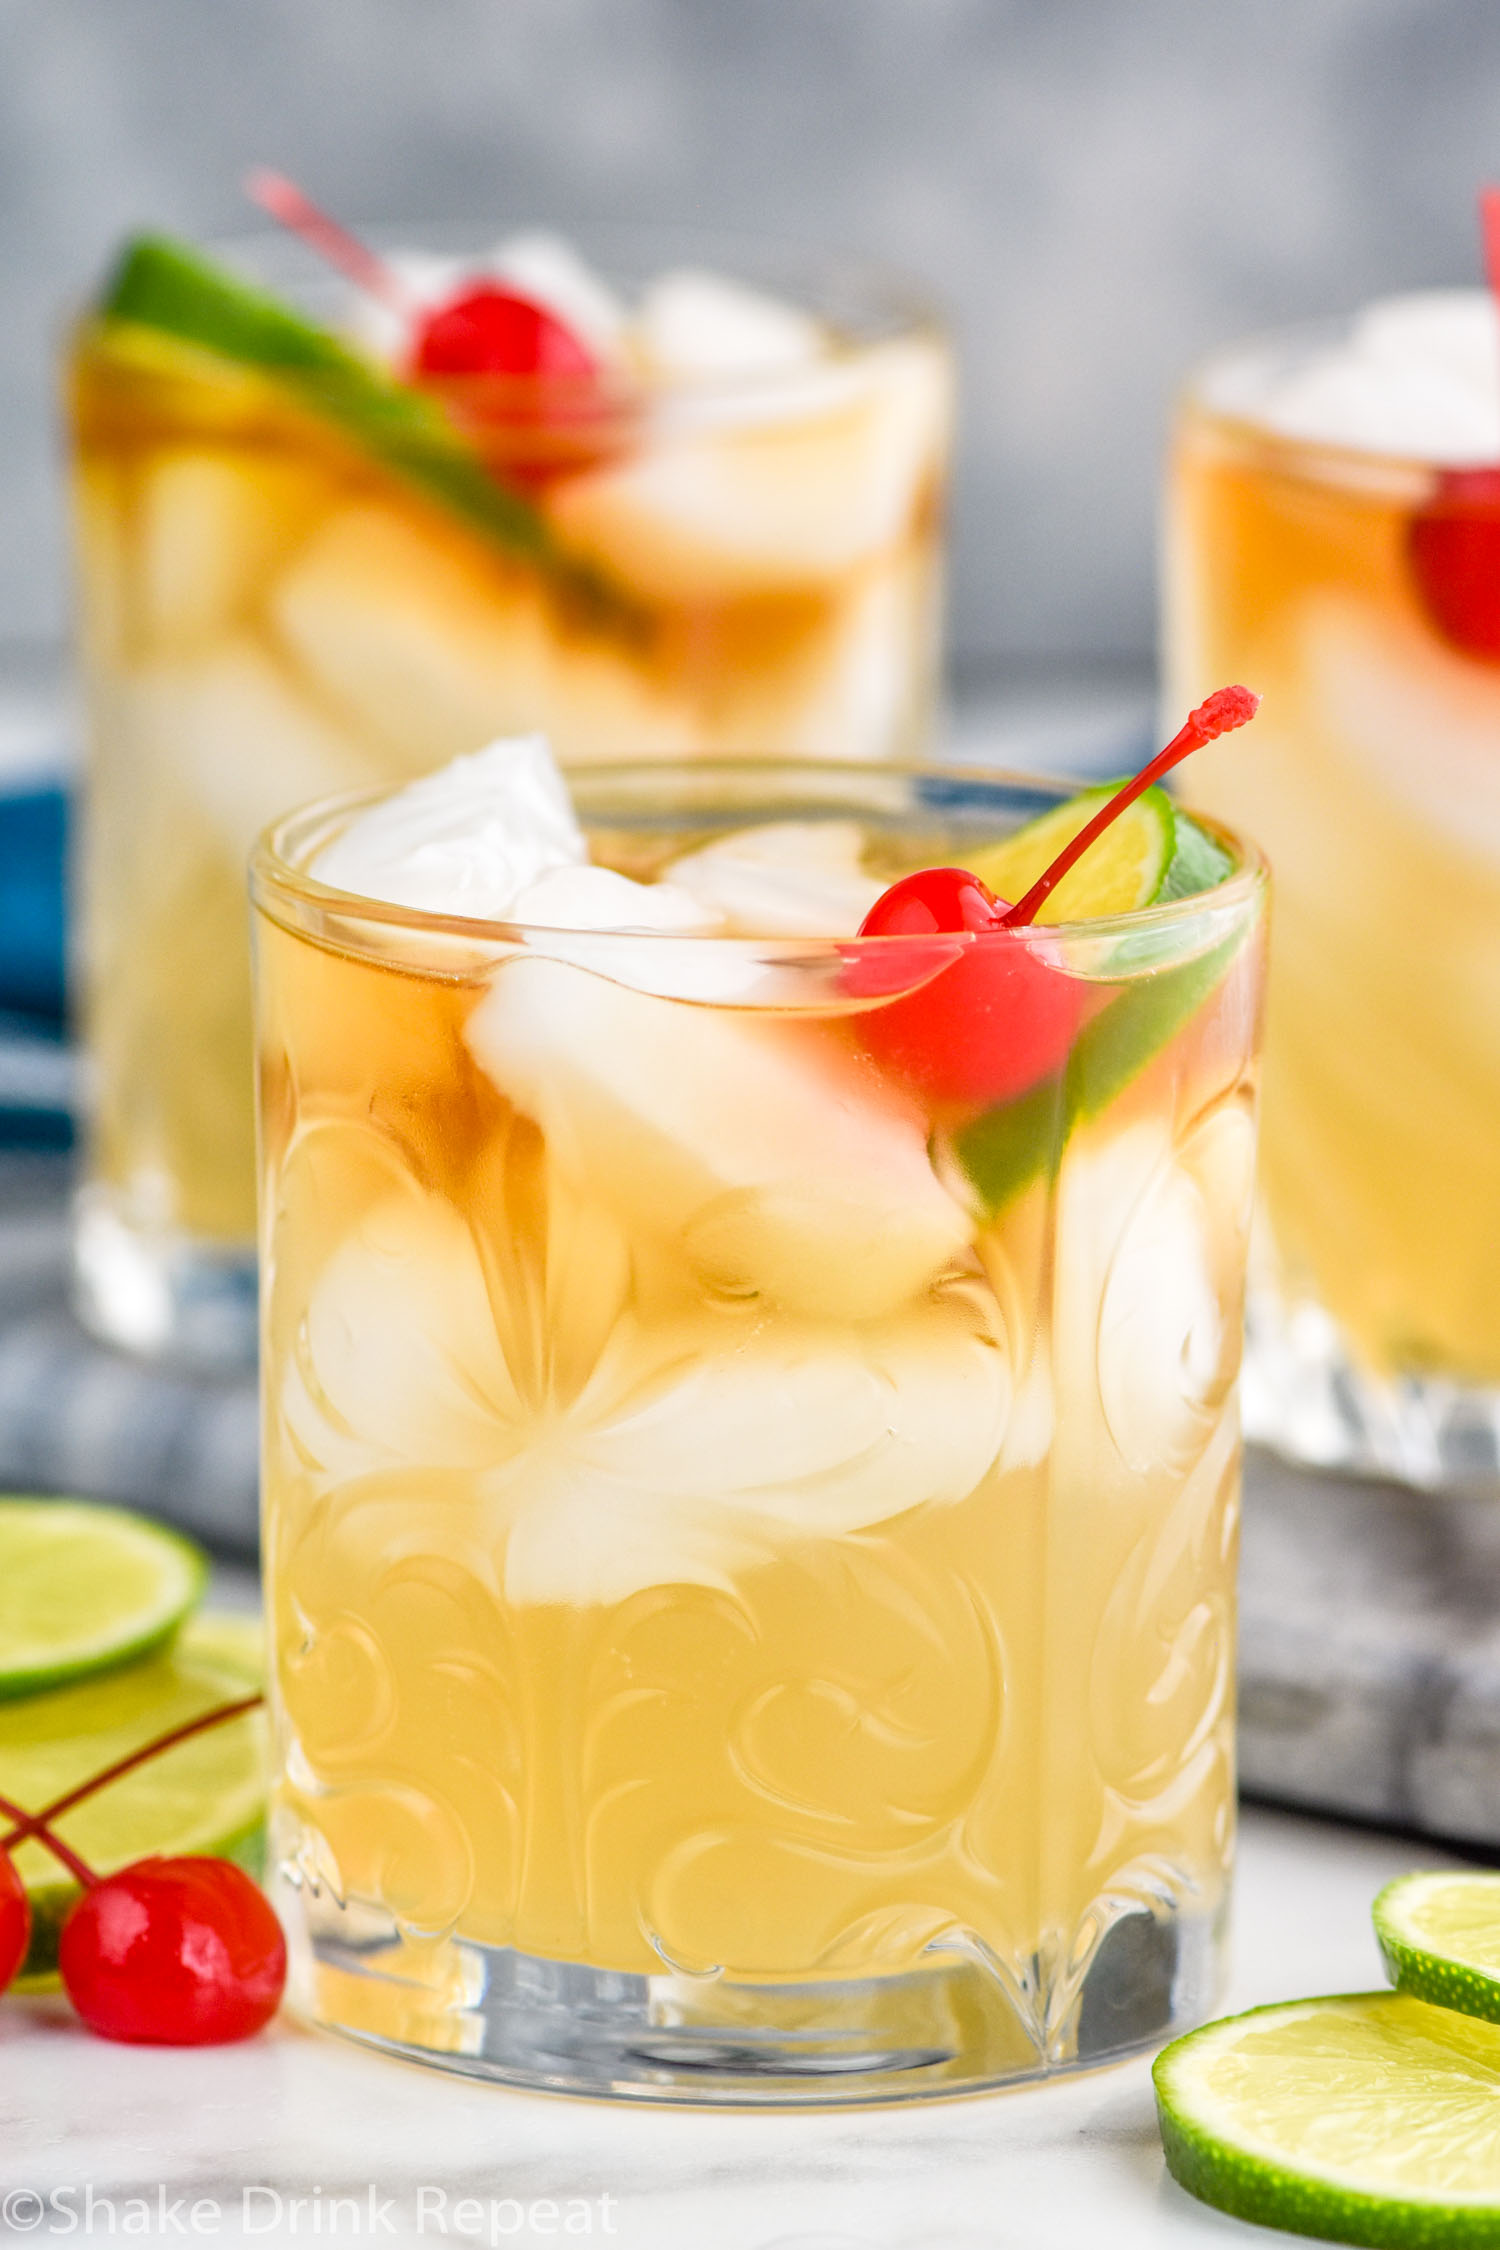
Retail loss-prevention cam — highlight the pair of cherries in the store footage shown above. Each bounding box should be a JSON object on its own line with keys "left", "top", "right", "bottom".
{"left": 0, "top": 1695, "right": 285, "bottom": 2046}
{"left": 853, "top": 686, "right": 1260, "bottom": 1106}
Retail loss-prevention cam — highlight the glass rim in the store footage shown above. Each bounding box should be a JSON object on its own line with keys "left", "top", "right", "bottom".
{"left": 250, "top": 754, "right": 1267, "bottom": 955}
{"left": 1175, "top": 309, "right": 1484, "bottom": 489}
{"left": 82, "top": 219, "right": 948, "bottom": 418}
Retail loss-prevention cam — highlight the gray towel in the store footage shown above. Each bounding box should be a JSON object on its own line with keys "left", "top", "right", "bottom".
{"left": 0, "top": 1152, "right": 258, "bottom": 1554}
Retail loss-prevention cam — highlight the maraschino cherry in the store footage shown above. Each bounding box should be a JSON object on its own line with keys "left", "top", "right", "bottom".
{"left": 60, "top": 1856, "right": 285, "bottom": 2047}
{"left": 245, "top": 170, "right": 608, "bottom": 481}
{"left": 853, "top": 686, "right": 1260, "bottom": 1108}
{"left": 853, "top": 866, "right": 1082, "bottom": 1106}
{"left": 1407, "top": 188, "right": 1500, "bottom": 661}
{"left": 246, "top": 169, "right": 599, "bottom": 387}
{"left": 0, "top": 1846, "right": 29, "bottom": 1994}
{"left": 0, "top": 1692, "right": 285, "bottom": 2044}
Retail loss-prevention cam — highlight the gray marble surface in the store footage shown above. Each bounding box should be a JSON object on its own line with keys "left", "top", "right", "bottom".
{"left": 0, "top": 1808, "right": 1468, "bottom": 2248}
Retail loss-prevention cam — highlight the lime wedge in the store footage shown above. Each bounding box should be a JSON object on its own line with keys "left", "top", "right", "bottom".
{"left": 96, "top": 234, "right": 632, "bottom": 624}
{"left": 1156, "top": 1992, "right": 1500, "bottom": 2247}
{"left": 964, "top": 784, "right": 1175, "bottom": 921}
{"left": 0, "top": 1498, "right": 206, "bottom": 1699}
{"left": 965, "top": 786, "right": 1233, "bottom": 922}
{"left": 1, "top": 1611, "right": 267, "bottom": 1984}
{"left": 950, "top": 933, "right": 1241, "bottom": 1216}
{"left": 1375, "top": 1873, "right": 1500, "bottom": 2026}
{"left": 1160, "top": 809, "right": 1234, "bottom": 901}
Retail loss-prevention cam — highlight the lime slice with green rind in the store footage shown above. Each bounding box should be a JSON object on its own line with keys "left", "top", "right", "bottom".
{"left": 1160, "top": 809, "right": 1234, "bottom": 901}
{"left": 2, "top": 1611, "right": 267, "bottom": 1985}
{"left": 97, "top": 234, "right": 635, "bottom": 626}
{"left": 949, "top": 932, "right": 1242, "bottom": 1215}
{"left": 963, "top": 784, "right": 1176, "bottom": 920}
{"left": 0, "top": 1498, "right": 207, "bottom": 1700}
{"left": 1375, "top": 1873, "right": 1500, "bottom": 2026}
{"left": 964, "top": 785, "right": 1232, "bottom": 921}
{"left": 1156, "top": 1991, "right": 1500, "bottom": 2247}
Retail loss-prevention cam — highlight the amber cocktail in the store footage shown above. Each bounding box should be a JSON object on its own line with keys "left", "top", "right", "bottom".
{"left": 70, "top": 228, "right": 949, "bottom": 1363}
{"left": 255, "top": 750, "right": 1264, "bottom": 2102}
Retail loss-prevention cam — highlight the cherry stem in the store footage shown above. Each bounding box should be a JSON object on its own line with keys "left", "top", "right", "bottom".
{"left": 1000, "top": 685, "right": 1260, "bottom": 929}
{"left": 1481, "top": 187, "right": 1500, "bottom": 310}
{"left": 0, "top": 1791, "right": 96, "bottom": 1890}
{"left": 244, "top": 168, "right": 412, "bottom": 316}
{"left": 0, "top": 1694, "right": 263, "bottom": 1878}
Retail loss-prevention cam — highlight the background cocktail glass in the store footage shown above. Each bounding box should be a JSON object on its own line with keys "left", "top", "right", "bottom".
{"left": 1167, "top": 323, "right": 1500, "bottom": 1487}
{"left": 253, "top": 757, "right": 1265, "bottom": 2103}
{"left": 68, "top": 230, "right": 950, "bottom": 1366}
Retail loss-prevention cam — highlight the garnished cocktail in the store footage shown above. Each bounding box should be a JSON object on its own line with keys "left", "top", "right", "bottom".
{"left": 69, "top": 215, "right": 949, "bottom": 1362}
{"left": 1168, "top": 287, "right": 1500, "bottom": 1483}
{"left": 254, "top": 718, "right": 1264, "bottom": 2101}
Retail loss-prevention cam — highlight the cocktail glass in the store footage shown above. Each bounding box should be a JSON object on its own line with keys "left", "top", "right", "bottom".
{"left": 253, "top": 757, "right": 1265, "bottom": 2103}
{"left": 68, "top": 228, "right": 949, "bottom": 1365}
{"left": 1167, "top": 312, "right": 1500, "bottom": 1486}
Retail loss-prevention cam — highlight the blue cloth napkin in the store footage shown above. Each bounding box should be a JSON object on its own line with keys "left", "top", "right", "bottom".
{"left": 0, "top": 786, "right": 72, "bottom": 1147}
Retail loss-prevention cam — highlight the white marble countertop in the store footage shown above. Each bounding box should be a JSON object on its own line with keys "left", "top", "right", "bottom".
{"left": 0, "top": 1805, "right": 1465, "bottom": 2248}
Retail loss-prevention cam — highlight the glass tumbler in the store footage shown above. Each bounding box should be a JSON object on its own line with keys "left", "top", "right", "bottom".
{"left": 253, "top": 759, "right": 1265, "bottom": 2103}
{"left": 1168, "top": 325, "right": 1500, "bottom": 1487}
{"left": 68, "top": 229, "right": 950, "bottom": 1366}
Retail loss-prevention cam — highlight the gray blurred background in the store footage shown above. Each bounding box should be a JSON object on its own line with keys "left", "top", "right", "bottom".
{"left": 2, "top": 0, "right": 1498, "bottom": 686}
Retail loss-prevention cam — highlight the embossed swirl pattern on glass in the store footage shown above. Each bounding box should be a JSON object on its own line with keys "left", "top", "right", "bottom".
{"left": 254, "top": 763, "right": 1266, "bottom": 2103}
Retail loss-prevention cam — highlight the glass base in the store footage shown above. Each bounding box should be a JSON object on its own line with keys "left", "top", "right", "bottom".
{"left": 1243, "top": 1283, "right": 1500, "bottom": 1494}
{"left": 72, "top": 1188, "right": 258, "bottom": 1372}
{"left": 281, "top": 1881, "right": 1225, "bottom": 2107}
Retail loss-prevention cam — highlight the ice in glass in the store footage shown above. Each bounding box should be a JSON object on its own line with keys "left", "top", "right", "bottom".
{"left": 1167, "top": 293, "right": 1500, "bottom": 1483}
{"left": 68, "top": 226, "right": 950, "bottom": 1361}
{"left": 254, "top": 737, "right": 1265, "bottom": 2101}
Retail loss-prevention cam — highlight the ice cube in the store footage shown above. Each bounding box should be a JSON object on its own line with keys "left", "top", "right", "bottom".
{"left": 465, "top": 955, "right": 974, "bottom": 1317}
{"left": 633, "top": 269, "right": 826, "bottom": 381}
{"left": 667, "top": 821, "right": 882, "bottom": 937}
{"left": 269, "top": 503, "right": 553, "bottom": 767}
{"left": 537, "top": 636, "right": 701, "bottom": 765}
{"left": 123, "top": 635, "right": 379, "bottom": 854}
{"left": 279, "top": 1178, "right": 513, "bottom": 1485}
{"left": 1297, "top": 592, "right": 1500, "bottom": 865}
{"left": 279, "top": 1169, "right": 1006, "bottom": 1608}
{"left": 136, "top": 449, "right": 315, "bottom": 648}
{"left": 500, "top": 1288, "right": 1008, "bottom": 1605}
{"left": 512, "top": 864, "right": 719, "bottom": 933}
{"left": 508, "top": 863, "right": 755, "bottom": 1001}
{"left": 544, "top": 335, "right": 951, "bottom": 600}
{"left": 312, "top": 733, "right": 585, "bottom": 918}
{"left": 1052, "top": 1109, "right": 1252, "bottom": 1477}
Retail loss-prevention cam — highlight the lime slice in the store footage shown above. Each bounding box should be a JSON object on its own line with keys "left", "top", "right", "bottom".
{"left": 0, "top": 1498, "right": 207, "bottom": 1699}
{"left": 1375, "top": 1872, "right": 1500, "bottom": 2026}
{"left": 1, "top": 1612, "right": 267, "bottom": 1984}
{"left": 1160, "top": 809, "right": 1234, "bottom": 901}
{"left": 1155, "top": 1992, "right": 1500, "bottom": 2247}
{"left": 178, "top": 1608, "right": 265, "bottom": 1687}
{"left": 964, "top": 784, "right": 1175, "bottom": 921}
{"left": 96, "top": 234, "right": 631, "bottom": 624}
{"left": 965, "top": 787, "right": 1233, "bottom": 923}
{"left": 950, "top": 932, "right": 1241, "bottom": 1215}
